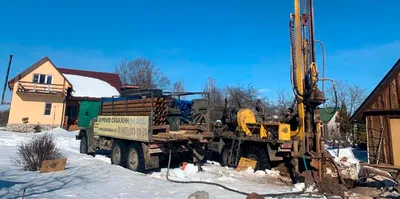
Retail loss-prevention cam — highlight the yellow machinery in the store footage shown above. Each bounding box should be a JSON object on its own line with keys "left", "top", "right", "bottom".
{"left": 237, "top": 0, "right": 331, "bottom": 177}
{"left": 208, "top": 0, "right": 335, "bottom": 177}
{"left": 237, "top": 109, "right": 291, "bottom": 141}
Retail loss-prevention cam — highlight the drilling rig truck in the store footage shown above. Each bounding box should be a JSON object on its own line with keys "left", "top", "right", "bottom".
{"left": 77, "top": 0, "right": 336, "bottom": 181}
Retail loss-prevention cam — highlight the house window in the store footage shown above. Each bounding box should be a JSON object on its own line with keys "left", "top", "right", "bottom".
{"left": 33, "top": 74, "right": 52, "bottom": 84}
{"left": 46, "top": 76, "right": 53, "bottom": 84}
{"left": 44, "top": 103, "right": 52, "bottom": 115}
{"left": 33, "top": 74, "right": 39, "bottom": 83}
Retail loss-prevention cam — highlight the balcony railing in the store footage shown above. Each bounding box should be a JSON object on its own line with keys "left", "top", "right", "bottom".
{"left": 17, "top": 81, "right": 67, "bottom": 95}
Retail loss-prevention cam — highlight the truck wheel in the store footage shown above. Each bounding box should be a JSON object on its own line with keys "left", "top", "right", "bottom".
{"left": 80, "top": 136, "right": 88, "bottom": 154}
{"left": 220, "top": 147, "right": 244, "bottom": 167}
{"left": 245, "top": 145, "right": 271, "bottom": 170}
{"left": 126, "top": 143, "right": 145, "bottom": 172}
{"left": 111, "top": 140, "right": 128, "bottom": 167}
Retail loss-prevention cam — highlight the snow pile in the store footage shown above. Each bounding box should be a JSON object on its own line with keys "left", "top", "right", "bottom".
{"left": 64, "top": 74, "right": 119, "bottom": 98}
{"left": 294, "top": 183, "right": 306, "bottom": 191}
{"left": 264, "top": 169, "right": 281, "bottom": 178}
{"left": 149, "top": 162, "right": 296, "bottom": 196}
{"left": 328, "top": 147, "right": 359, "bottom": 164}
{"left": 327, "top": 147, "right": 361, "bottom": 180}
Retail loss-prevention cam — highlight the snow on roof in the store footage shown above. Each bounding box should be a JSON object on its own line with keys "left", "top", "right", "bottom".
{"left": 63, "top": 74, "right": 120, "bottom": 98}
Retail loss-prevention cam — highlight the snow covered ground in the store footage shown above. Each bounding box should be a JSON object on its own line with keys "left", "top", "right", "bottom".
{"left": 0, "top": 128, "right": 315, "bottom": 199}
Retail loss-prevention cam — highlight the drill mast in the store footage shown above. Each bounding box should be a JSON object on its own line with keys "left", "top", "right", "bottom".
{"left": 291, "top": 0, "right": 326, "bottom": 172}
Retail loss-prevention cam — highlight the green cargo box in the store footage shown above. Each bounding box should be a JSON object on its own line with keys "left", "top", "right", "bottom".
{"left": 78, "top": 101, "right": 100, "bottom": 128}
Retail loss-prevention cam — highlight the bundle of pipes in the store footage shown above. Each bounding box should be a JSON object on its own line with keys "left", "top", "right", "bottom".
{"left": 176, "top": 100, "right": 193, "bottom": 122}
{"left": 101, "top": 98, "right": 168, "bottom": 125}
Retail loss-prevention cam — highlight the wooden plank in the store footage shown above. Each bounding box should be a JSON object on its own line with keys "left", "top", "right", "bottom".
{"left": 390, "top": 79, "right": 399, "bottom": 109}
{"left": 102, "top": 107, "right": 166, "bottom": 113}
{"left": 236, "top": 157, "right": 257, "bottom": 171}
{"left": 383, "top": 88, "right": 390, "bottom": 109}
{"left": 102, "top": 107, "right": 154, "bottom": 112}
{"left": 180, "top": 125, "right": 202, "bottom": 130}
{"left": 362, "top": 163, "right": 400, "bottom": 170}
{"left": 18, "top": 81, "right": 65, "bottom": 86}
{"left": 103, "top": 98, "right": 165, "bottom": 106}
{"left": 377, "top": 96, "right": 383, "bottom": 109}
{"left": 185, "top": 132, "right": 213, "bottom": 139}
{"left": 40, "top": 158, "right": 67, "bottom": 173}
{"left": 382, "top": 116, "right": 389, "bottom": 164}
{"left": 101, "top": 111, "right": 166, "bottom": 118}
{"left": 371, "top": 102, "right": 377, "bottom": 110}
{"left": 376, "top": 116, "right": 385, "bottom": 164}
{"left": 103, "top": 102, "right": 158, "bottom": 109}
{"left": 101, "top": 111, "right": 153, "bottom": 115}
{"left": 397, "top": 73, "right": 400, "bottom": 105}
{"left": 371, "top": 116, "right": 380, "bottom": 164}
{"left": 367, "top": 116, "right": 373, "bottom": 163}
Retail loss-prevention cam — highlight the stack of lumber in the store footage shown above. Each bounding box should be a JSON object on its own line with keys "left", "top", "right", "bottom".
{"left": 152, "top": 132, "right": 213, "bottom": 142}
{"left": 101, "top": 98, "right": 167, "bottom": 125}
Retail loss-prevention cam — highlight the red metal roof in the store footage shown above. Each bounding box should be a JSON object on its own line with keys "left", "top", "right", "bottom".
{"left": 57, "top": 68, "right": 122, "bottom": 93}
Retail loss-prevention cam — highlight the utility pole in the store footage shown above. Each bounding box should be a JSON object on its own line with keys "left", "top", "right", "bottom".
{"left": 1, "top": 55, "right": 13, "bottom": 105}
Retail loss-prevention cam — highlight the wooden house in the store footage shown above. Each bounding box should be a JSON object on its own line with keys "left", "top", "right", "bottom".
{"left": 351, "top": 59, "right": 400, "bottom": 167}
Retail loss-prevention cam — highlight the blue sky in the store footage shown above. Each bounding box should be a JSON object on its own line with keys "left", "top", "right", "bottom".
{"left": 0, "top": 0, "right": 399, "bottom": 108}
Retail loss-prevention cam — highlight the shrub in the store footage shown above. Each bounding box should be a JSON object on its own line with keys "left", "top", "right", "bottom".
{"left": 0, "top": 110, "right": 9, "bottom": 127}
{"left": 33, "top": 124, "right": 42, "bottom": 133}
{"left": 12, "top": 133, "right": 63, "bottom": 171}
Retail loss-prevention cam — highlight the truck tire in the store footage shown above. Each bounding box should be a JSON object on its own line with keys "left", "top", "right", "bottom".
{"left": 245, "top": 145, "right": 271, "bottom": 170}
{"left": 80, "top": 136, "right": 88, "bottom": 154}
{"left": 126, "top": 142, "right": 145, "bottom": 172}
{"left": 111, "top": 140, "right": 128, "bottom": 167}
{"left": 220, "top": 146, "right": 244, "bottom": 167}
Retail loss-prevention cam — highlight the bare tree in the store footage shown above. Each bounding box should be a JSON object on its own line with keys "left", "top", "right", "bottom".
{"left": 172, "top": 80, "right": 185, "bottom": 93}
{"left": 115, "top": 57, "right": 170, "bottom": 90}
{"left": 348, "top": 84, "right": 367, "bottom": 116}
{"left": 172, "top": 80, "right": 185, "bottom": 99}
{"left": 326, "top": 80, "right": 367, "bottom": 116}
{"left": 326, "top": 80, "right": 367, "bottom": 147}
{"left": 224, "top": 85, "right": 259, "bottom": 109}
{"left": 202, "top": 77, "right": 225, "bottom": 124}
{"left": 275, "top": 88, "right": 293, "bottom": 116}
{"left": 203, "top": 77, "right": 224, "bottom": 107}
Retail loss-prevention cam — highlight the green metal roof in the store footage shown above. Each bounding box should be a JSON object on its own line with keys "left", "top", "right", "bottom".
{"left": 319, "top": 107, "right": 337, "bottom": 123}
